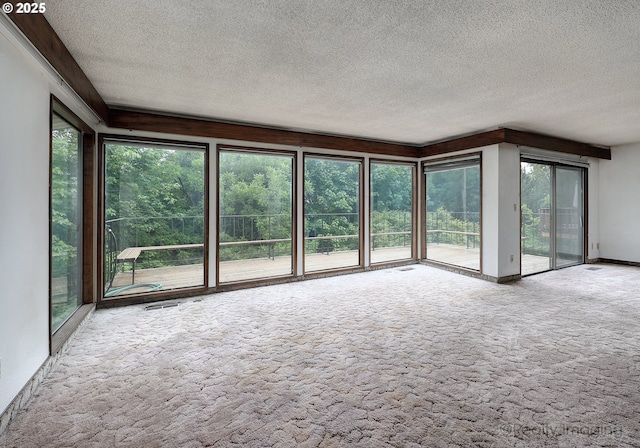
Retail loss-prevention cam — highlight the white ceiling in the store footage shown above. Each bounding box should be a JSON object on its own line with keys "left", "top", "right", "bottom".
{"left": 44, "top": 1, "right": 640, "bottom": 147}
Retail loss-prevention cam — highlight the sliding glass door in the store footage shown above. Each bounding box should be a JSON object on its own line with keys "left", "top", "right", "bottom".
{"left": 521, "top": 160, "right": 584, "bottom": 275}
{"left": 521, "top": 162, "right": 553, "bottom": 275}
{"left": 555, "top": 166, "right": 584, "bottom": 268}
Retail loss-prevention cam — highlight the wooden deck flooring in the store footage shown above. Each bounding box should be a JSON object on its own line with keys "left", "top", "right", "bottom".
{"left": 427, "top": 243, "right": 553, "bottom": 275}
{"left": 108, "top": 247, "right": 414, "bottom": 297}
{"left": 106, "top": 246, "right": 559, "bottom": 297}
{"left": 426, "top": 243, "right": 480, "bottom": 270}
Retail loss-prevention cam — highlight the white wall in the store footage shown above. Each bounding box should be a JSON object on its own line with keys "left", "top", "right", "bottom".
{"left": 599, "top": 143, "right": 640, "bottom": 263}
{"left": 481, "top": 144, "right": 521, "bottom": 279}
{"left": 0, "top": 33, "right": 51, "bottom": 414}
{"left": 0, "top": 17, "right": 99, "bottom": 415}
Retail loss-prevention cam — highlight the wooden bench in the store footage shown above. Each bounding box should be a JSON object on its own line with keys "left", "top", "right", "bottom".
{"left": 117, "top": 244, "right": 203, "bottom": 284}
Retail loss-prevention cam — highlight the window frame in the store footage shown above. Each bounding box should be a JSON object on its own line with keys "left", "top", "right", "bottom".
{"left": 422, "top": 152, "right": 483, "bottom": 273}
{"left": 98, "top": 134, "right": 210, "bottom": 305}
{"left": 50, "top": 96, "right": 96, "bottom": 354}
{"left": 216, "top": 145, "right": 298, "bottom": 285}
{"left": 369, "top": 159, "right": 418, "bottom": 266}
{"left": 302, "top": 153, "right": 365, "bottom": 275}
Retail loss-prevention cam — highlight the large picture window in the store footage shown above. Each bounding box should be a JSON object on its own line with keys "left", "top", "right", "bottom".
{"left": 425, "top": 156, "right": 481, "bottom": 271}
{"left": 304, "top": 156, "right": 362, "bottom": 272}
{"left": 218, "top": 149, "right": 294, "bottom": 283}
{"left": 51, "top": 113, "right": 82, "bottom": 332}
{"left": 370, "top": 162, "right": 414, "bottom": 264}
{"left": 103, "top": 139, "right": 206, "bottom": 297}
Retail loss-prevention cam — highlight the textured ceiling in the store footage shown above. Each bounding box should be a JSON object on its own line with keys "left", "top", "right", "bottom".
{"left": 44, "top": 1, "right": 640, "bottom": 146}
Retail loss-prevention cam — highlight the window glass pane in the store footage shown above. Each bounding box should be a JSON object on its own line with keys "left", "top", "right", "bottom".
{"left": 104, "top": 143, "right": 205, "bottom": 297}
{"left": 219, "top": 151, "right": 294, "bottom": 282}
{"left": 521, "top": 161, "right": 552, "bottom": 275}
{"left": 304, "top": 157, "right": 361, "bottom": 272}
{"left": 555, "top": 167, "right": 584, "bottom": 268}
{"left": 51, "top": 114, "right": 82, "bottom": 332}
{"left": 370, "top": 163, "right": 413, "bottom": 263}
{"left": 426, "top": 163, "right": 480, "bottom": 270}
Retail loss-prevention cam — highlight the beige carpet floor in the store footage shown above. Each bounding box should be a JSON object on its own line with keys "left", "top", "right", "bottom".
{"left": 1, "top": 263, "right": 639, "bottom": 447}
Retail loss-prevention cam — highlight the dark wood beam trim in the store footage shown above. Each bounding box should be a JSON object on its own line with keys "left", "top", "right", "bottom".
{"left": 7, "top": 6, "right": 109, "bottom": 123}
{"left": 420, "top": 129, "right": 505, "bottom": 157}
{"left": 109, "top": 109, "right": 421, "bottom": 158}
{"left": 503, "top": 129, "right": 611, "bottom": 160}
{"left": 420, "top": 128, "right": 611, "bottom": 159}
{"left": 81, "top": 132, "right": 97, "bottom": 305}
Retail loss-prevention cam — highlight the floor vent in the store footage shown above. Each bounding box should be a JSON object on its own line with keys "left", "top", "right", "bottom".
{"left": 145, "top": 302, "right": 179, "bottom": 311}
{"left": 586, "top": 267, "right": 602, "bottom": 271}
{"left": 398, "top": 267, "right": 415, "bottom": 272}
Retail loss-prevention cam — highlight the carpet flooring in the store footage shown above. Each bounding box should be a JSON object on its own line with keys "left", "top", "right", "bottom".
{"left": 1, "top": 263, "right": 639, "bottom": 447}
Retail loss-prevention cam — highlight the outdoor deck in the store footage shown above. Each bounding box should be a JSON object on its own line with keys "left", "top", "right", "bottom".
{"left": 426, "top": 244, "right": 553, "bottom": 275}
{"left": 107, "top": 245, "right": 554, "bottom": 297}
{"left": 108, "top": 247, "right": 413, "bottom": 296}
{"left": 426, "top": 243, "right": 480, "bottom": 270}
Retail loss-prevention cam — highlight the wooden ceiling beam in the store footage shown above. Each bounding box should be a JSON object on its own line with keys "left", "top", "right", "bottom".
{"left": 503, "top": 128, "right": 611, "bottom": 160}
{"left": 420, "top": 128, "right": 611, "bottom": 159}
{"left": 109, "top": 109, "right": 421, "bottom": 157}
{"left": 420, "top": 129, "right": 505, "bottom": 157}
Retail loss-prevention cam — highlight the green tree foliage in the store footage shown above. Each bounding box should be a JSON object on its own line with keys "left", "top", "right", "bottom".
{"left": 107, "top": 153, "right": 419, "bottom": 261}
{"left": 520, "top": 162, "right": 551, "bottom": 255}
{"left": 51, "top": 128, "right": 79, "bottom": 268}
{"left": 371, "top": 164, "right": 412, "bottom": 212}
{"left": 51, "top": 124, "right": 80, "bottom": 330}
{"left": 105, "top": 144, "right": 205, "bottom": 267}
{"left": 219, "top": 152, "right": 293, "bottom": 260}
{"left": 425, "top": 165, "right": 481, "bottom": 248}
{"left": 521, "top": 162, "right": 551, "bottom": 212}
{"left": 371, "top": 164, "right": 413, "bottom": 249}
{"left": 520, "top": 162, "right": 583, "bottom": 256}
{"left": 426, "top": 166, "right": 480, "bottom": 218}
{"left": 305, "top": 158, "right": 360, "bottom": 251}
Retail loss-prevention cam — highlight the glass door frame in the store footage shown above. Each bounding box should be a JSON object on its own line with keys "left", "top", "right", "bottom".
{"left": 520, "top": 157, "right": 586, "bottom": 275}
{"left": 554, "top": 165, "right": 586, "bottom": 269}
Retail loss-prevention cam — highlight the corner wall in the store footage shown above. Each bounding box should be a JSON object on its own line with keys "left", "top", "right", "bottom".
{"left": 481, "top": 144, "right": 521, "bottom": 280}
{"left": 599, "top": 143, "right": 640, "bottom": 263}
{"left": 0, "top": 31, "right": 50, "bottom": 414}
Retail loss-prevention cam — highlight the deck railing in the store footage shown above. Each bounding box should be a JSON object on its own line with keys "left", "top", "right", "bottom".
{"left": 426, "top": 211, "right": 480, "bottom": 249}
{"left": 107, "top": 211, "right": 415, "bottom": 266}
{"left": 105, "top": 216, "right": 205, "bottom": 270}
{"left": 521, "top": 210, "right": 582, "bottom": 256}
{"left": 371, "top": 211, "right": 412, "bottom": 249}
